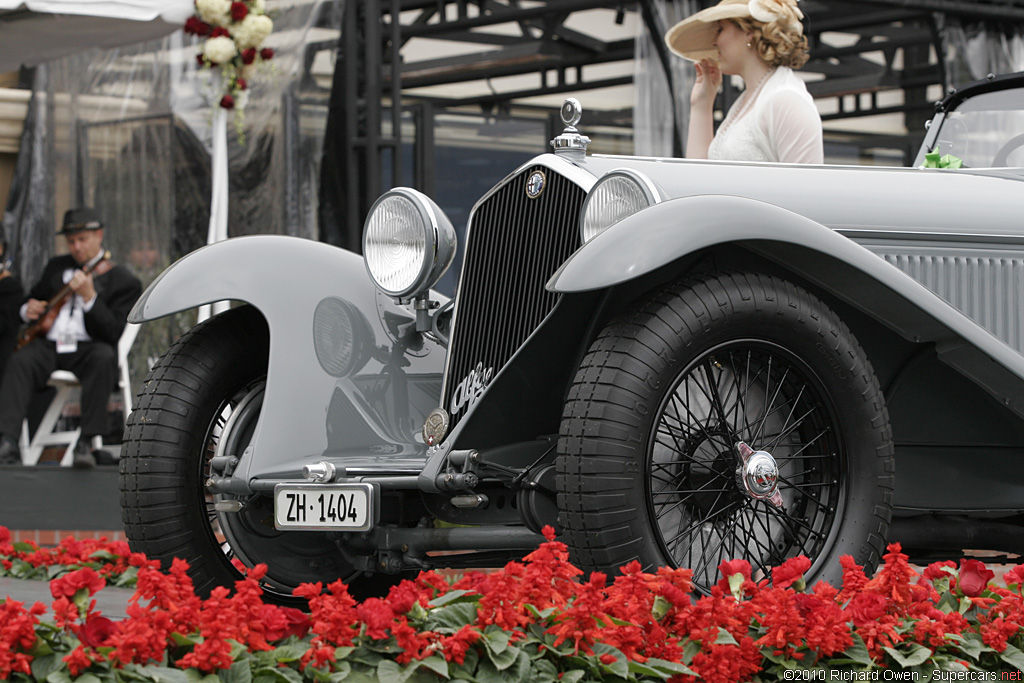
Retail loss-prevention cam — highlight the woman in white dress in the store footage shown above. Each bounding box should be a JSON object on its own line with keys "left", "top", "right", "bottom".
{"left": 665, "top": 0, "right": 823, "bottom": 164}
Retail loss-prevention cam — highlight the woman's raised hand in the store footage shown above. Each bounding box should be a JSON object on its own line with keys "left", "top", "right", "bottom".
{"left": 691, "top": 59, "right": 722, "bottom": 110}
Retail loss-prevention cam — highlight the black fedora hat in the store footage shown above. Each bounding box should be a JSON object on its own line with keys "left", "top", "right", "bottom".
{"left": 59, "top": 207, "right": 103, "bottom": 235}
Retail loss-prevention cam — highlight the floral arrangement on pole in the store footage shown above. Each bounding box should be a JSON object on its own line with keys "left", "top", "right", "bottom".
{"left": 185, "top": 0, "right": 275, "bottom": 121}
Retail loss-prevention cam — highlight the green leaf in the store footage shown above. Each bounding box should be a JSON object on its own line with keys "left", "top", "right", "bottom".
{"left": 424, "top": 602, "right": 478, "bottom": 632}
{"left": 651, "top": 594, "right": 671, "bottom": 621}
{"left": 714, "top": 627, "right": 738, "bottom": 646}
{"left": 90, "top": 549, "right": 120, "bottom": 561}
{"left": 680, "top": 641, "right": 700, "bottom": 666}
{"left": 135, "top": 668, "right": 193, "bottom": 683}
{"left": 72, "top": 674, "right": 103, "bottom": 683}
{"left": 13, "top": 541, "right": 36, "bottom": 552}
{"left": 375, "top": 660, "right": 409, "bottom": 683}
{"left": 883, "top": 643, "right": 932, "bottom": 668}
{"left": 1000, "top": 643, "right": 1024, "bottom": 672}
{"left": 417, "top": 655, "right": 449, "bottom": 679}
{"left": 484, "top": 643, "right": 521, "bottom": 671}
{"left": 31, "top": 653, "right": 62, "bottom": 681}
{"left": 559, "top": 671, "right": 586, "bottom": 683}
{"left": 530, "top": 658, "right": 559, "bottom": 682}
{"left": 626, "top": 659, "right": 671, "bottom": 680}
{"left": 252, "top": 667, "right": 302, "bottom": 683}
{"left": 171, "top": 633, "right": 202, "bottom": 647}
{"left": 958, "top": 596, "right": 973, "bottom": 614}
{"left": 483, "top": 627, "right": 511, "bottom": 654}
{"left": 46, "top": 671, "right": 74, "bottom": 683}
{"left": 114, "top": 566, "right": 139, "bottom": 587}
{"left": 839, "top": 634, "right": 873, "bottom": 666}
{"left": 645, "top": 658, "right": 699, "bottom": 676}
{"left": 591, "top": 643, "right": 629, "bottom": 679}
{"left": 218, "top": 661, "right": 253, "bottom": 683}
{"left": 270, "top": 644, "right": 308, "bottom": 664}
{"left": 427, "top": 589, "right": 475, "bottom": 608}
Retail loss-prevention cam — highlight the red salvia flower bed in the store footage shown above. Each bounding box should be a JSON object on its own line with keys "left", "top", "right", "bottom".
{"left": 2, "top": 524, "right": 1024, "bottom": 681}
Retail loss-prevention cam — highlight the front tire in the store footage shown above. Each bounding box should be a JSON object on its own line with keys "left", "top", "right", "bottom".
{"left": 119, "top": 306, "right": 379, "bottom": 603}
{"left": 557, "top": 272, "right": 894, "bottom": 592}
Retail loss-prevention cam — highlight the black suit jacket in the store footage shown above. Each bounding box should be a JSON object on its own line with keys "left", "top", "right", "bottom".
{"left": 28, "top": 254, "right": 142, "bottom": 346}
{"left": 0, "top": 271, "right": 24, "bottom": 379}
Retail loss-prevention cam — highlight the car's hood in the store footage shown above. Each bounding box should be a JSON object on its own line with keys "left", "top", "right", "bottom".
{"left": 575, "top": 155, "right": 1024, "bottom": 241}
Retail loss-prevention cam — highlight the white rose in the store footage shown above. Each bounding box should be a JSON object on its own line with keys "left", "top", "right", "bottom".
{"left": 195, "top": 0, "right": 232, "bottom": 27}
{"left": 203, "top": 36, "right": 238, "bottom": 64}
{"left": 251, "top": 0, "right": 266, "bottom": 13}
{"left": 233, "top": 13, "right": 274, "bottom": 50}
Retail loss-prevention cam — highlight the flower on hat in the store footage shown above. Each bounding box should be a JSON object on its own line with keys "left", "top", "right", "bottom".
{"left": 748, "top": 0, "right": 803, "bottom": 30}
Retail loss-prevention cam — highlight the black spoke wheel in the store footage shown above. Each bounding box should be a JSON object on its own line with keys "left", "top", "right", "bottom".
{"left": 120, "top": 306, "right": 383, "bottom": 604}
{"left": 557, "top": 272, "right": 894, "bottom": 593}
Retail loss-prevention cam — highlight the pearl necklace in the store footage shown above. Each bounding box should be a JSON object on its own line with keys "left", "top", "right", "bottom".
{"left": 717, "top": 67, "right": 777, "bottom": 136}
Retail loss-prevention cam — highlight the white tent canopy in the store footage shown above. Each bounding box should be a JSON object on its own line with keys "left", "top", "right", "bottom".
{"left": 0, "top": 0, "right": 192, "bottom": 73}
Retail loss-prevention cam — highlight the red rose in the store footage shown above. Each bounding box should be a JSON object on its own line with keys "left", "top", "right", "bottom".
{"left": 230, "top": 1, "right": 248, "bottom": 21}
{"left": 184, "top": 16, "right": 212, "bottom": 36}
{"left": 211, "top": 26, "right": 230, "bottom": 38}
{"left": 0, "top": 525, "right": 10, "bottom": 544}
{"left": 236, "top": 78, "right": 247, "bottom": 90}
{"left": 241, "top": 47, "right": 257, "bottom": 64}
{"left": 260, "top": 47, "right": 275, "bottom": 60}
{"left": 958, "top": 559, "right": 995, "bottom": 597}
{"left": 220, "top": 94, "right": 235, "bottom": 109}
{"left": 261, "top": 605, "right": 310, "bottom": 641}
{"left": 196, "top": 53, "right": 206, "bottom": 67}
{"left": 79, "top": 615, "right": 120, "bottom": 647}
{"left": 772, "top": 555, "right": 812, "bottom": 590}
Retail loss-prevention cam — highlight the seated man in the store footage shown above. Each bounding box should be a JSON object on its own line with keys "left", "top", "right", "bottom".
{"left": 0, "top": 208, "right": 142, "bottom": 467}
{"left": 0, "top": 235, "right": 25, "bottom": 384}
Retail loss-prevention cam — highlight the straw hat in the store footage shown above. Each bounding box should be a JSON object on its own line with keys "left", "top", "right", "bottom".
{"left": 665, "top": 0, "right": 804, "bottom": 63}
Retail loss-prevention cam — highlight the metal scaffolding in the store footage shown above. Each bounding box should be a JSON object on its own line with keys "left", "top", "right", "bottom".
{"left": 316, "top": 0, "right": 1024, "bottom": 250}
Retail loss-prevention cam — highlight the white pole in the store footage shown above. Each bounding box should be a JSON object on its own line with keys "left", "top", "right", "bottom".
{"left": 198, "top": 106, "right": 231, "bottom": 322}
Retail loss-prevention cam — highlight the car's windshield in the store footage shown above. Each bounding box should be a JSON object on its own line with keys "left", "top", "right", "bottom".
{"left": 924, "top": 86, "right": 1024, "bottom": 167}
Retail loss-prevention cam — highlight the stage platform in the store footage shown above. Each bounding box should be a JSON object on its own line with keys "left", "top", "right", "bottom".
{"left": 0, "top": 464, "right": 123, "bottom": 541}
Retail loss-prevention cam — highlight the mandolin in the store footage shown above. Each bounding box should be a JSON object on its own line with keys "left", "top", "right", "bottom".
{"left": 15, "top": 250, "right": 112, "bottom": 351}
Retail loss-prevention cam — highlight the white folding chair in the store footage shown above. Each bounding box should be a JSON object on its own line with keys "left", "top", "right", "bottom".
{"left": 19, "top": 323, "right": 140, "bottom": 465}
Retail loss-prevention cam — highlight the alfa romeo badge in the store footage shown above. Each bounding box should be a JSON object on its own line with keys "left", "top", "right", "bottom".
{"left": 525, "top": 170, "right": 546, "bottom": 199}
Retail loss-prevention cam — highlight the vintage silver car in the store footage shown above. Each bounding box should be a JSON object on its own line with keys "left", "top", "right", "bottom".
{"left": 120, "top": 71, "right": 1024, "bottom": 600}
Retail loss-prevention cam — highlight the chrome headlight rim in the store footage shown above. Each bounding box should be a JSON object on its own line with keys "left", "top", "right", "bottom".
{"left": 363, "top": 187, "right": 457, "bottom": 301}
{"left": 579, "top": 168, "right": 663, "bottom": 244}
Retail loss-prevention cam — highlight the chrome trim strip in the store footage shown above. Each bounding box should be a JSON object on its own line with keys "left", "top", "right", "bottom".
{"left": 839, "top": 228, "right": 1024, "bottom": 247}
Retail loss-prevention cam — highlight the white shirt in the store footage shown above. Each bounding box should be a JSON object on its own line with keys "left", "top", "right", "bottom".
{"left": 708, "top": 67, "right": 823, "bottom": 164}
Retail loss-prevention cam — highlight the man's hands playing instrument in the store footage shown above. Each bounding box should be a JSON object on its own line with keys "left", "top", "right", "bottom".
{"left": 24, "top": 270, "right": 96, "bottom": 321}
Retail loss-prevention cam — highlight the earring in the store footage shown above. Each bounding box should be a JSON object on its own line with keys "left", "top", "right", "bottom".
{"left": 746, "top": 41, "right": 752, "bottom": 48}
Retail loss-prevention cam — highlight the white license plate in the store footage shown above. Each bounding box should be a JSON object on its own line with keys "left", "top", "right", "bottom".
{"left": 273, "top": 483, "right": 375, "bottom": 531}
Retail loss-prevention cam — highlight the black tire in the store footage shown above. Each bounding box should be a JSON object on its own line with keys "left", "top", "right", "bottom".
{"left": 119, "top": 306, "right": 384, "bottom": 603}
{"left": 557, "top": 272, "right": 894, "bottom": 592}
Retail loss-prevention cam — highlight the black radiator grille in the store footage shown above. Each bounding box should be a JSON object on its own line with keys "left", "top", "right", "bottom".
{"left": 442, "top": 165, "right": 587, "bottom": 427}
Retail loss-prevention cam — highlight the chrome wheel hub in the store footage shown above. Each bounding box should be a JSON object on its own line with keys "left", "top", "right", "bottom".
{"left": 735, "top": 442, "right": 784, "bottom": 508}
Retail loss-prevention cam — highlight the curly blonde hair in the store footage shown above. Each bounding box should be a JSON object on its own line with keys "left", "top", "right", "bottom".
{"left": 733, "top": 17, "right": 809, "bottom": 69}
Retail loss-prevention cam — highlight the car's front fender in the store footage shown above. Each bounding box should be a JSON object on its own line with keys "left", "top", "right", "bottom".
{"left": 130, "top": 235, "right": 446, "bottom": 483}
{"left": 547, "top": 194, "right": 1024, "bottom": 418}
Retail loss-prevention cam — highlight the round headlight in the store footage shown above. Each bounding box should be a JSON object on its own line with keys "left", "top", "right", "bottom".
{"left": 312, "top": 297, "right": 371, "bottom": 378}
{"left": 363, "top": 188, "right": 457, "bottom": 301}
{"left": 579, "top": 170, "right": 662, "bottom": 243}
